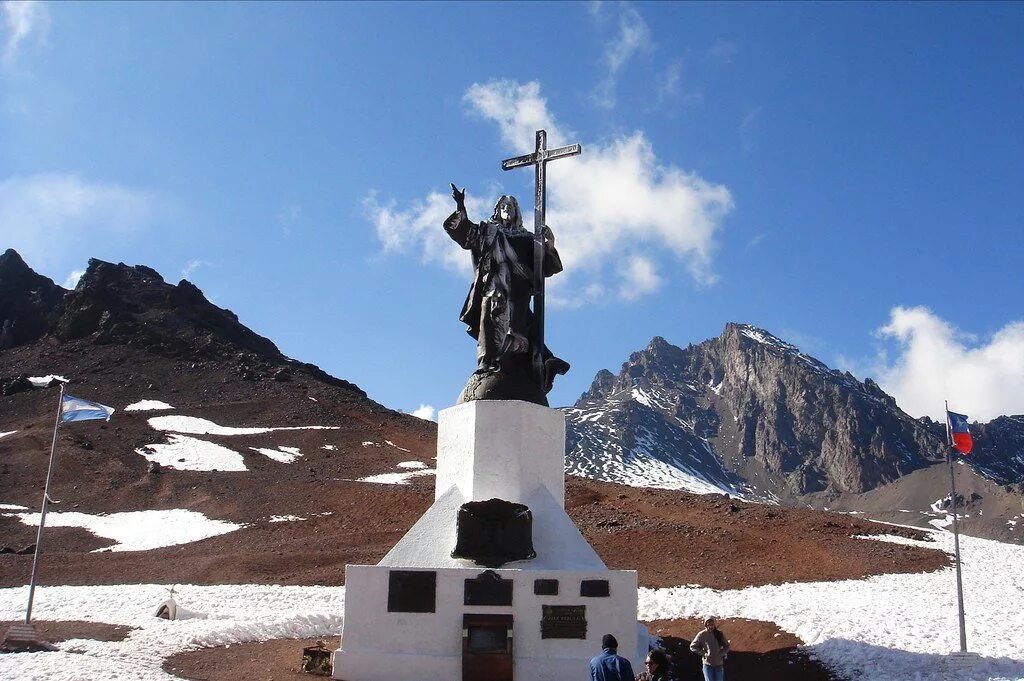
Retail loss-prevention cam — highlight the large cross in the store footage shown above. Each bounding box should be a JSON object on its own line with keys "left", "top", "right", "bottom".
{"left": 501, "top": 129, "right": 581, "bottom": 387}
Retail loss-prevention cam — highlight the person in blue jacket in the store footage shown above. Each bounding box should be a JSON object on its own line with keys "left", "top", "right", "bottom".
{"left": 589, "top": 634, "right": 635, "bottom": 681}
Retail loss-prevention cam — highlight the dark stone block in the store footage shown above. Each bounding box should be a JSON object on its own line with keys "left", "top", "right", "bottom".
{"left": 451, "top": 498, "right": 536, "bottom": 568}
{"left": 580, "top": 579, "right": 610, "bottom": 597}
{"left": 534, "top": 579, "right": 558, "bottom": 596}
{"left": 464, "top": 570, "right": 513, "bottom": 606}
{"left": 387, "top": 570, "right": 436, "bottom": 613}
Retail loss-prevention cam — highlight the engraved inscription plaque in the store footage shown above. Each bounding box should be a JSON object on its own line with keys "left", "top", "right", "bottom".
{"left": 387, "top": 570, "right": 436, "bottom": 613}
{"left": 540, "top": 604, "right": 586, "bottom": 639}
{"left": 464, "top": 570, "right": 513, "bottom": 606}
{"left": 580, "top": 579, "right": 610, "bottom": 597}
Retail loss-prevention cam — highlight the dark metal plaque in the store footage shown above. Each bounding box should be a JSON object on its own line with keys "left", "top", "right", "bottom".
{"left": 580, "top": 579, "right": 610, "bottom": 597}
{"left": 464, "top": 570, "right": 513, "bottom": 606}
{"left": 387, "top": 570, "right": 436, "bottom": 613}
{"left": 541, "top": 605, "right": 587, "bottom": 639}
{"left": 534, "top": 579, "right": 558, "bottom": 596}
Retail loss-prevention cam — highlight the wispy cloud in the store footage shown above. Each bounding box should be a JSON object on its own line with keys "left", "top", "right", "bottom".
{"left": 591, "top": 2, "right": 651, "bottom": 109}
{"left": 2, "top": 0, "right": 49, "bottom": 71}
{"left": 706, "top": 39, "right": 738, "bottom": 66}
{"left": 181, "top": 259, "right": 210, "bottom": 280}
{"left": 739, "top": 105, "right": 764, "bottom": 151}
{"left": 0, "top": 173, "right": 158, "bottom": 272}
{"left": 411, "top": 404, "right": 436, "bottom": 421}
{"left": 744, "top": 232, "right": 768, "bottom": 250}
{"left": 369, "top": 79, "right": 733, "bottom": 307}
{"left": 867, "top": 307, "right": 1024, "bottom": 421}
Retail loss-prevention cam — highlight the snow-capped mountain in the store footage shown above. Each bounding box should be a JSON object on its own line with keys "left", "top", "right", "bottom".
{"left": 565, "top": 324, "right": 1024, "bottom": 539}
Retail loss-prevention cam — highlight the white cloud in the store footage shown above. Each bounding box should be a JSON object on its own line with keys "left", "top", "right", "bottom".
{"left": 0, "top": 174, "right": 157, "bottom": 272}
{"left": 464, "top": 80, "right": 561, "bottom": 150}
{"left": 371, "top": 80, "right": 732, "bottom": 308}
{"left": 411, "top": 404, "right": 436, "bottom": 421}
{"left": 2, "top": 0, "right": 49, "bottom": 71}
{"left": 592, "top": 3, "right": 651, "bottom": 108}
{"left": 618, "top": 255, "right": 661, "bottom": 301}
{"left": 871, "top": 307, "right": 1024, "bottom": 422}
{"left": 62, "top": 269, "right": 84, "bottom": 289}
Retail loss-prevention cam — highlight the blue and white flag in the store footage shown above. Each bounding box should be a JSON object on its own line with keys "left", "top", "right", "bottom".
{"left": 60, "top": 394, "right": 115, "bottom": 423}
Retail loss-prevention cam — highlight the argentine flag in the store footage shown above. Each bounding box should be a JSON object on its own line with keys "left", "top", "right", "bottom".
{"left": 61, "top": 394, "right": 115, "bottom": 423}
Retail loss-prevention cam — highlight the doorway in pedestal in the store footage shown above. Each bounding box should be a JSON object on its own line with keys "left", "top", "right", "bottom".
{"left": 462, "top": 613, "right": 513, "bottom": 681}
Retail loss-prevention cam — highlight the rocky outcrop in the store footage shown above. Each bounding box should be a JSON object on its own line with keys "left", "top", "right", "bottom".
{"left": 0, "top": 249, "right": 67, "bottom": 349}
{"left": 567, "top": 324, "right": 1022, "bottom": 500}
{"left": 0, "top": 251, "right": 365, "bottom": 396}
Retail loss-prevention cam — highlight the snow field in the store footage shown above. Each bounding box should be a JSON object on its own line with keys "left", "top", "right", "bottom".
{"left": 27, "top": 375, "right": 68, "bottom": 387}
{"left": 0, "top": 584, "right": 345, "bottom": 681}
{"left": 0, "top": 531, "right": 1021, "bottom": 679}
{"left": 147, "top": 415, "right": 339, "bottom": 436}
{"left": 249, "top": 446, "right": 303, "bottom": 463}
{"left": 0, "top": 430, "right": 16, "bottom": 439}
{"left": 136, "top": 434, "right": 248, "bottom": 472}
{"left": 639, "top": 531, "right": 1024, "bottom": 680}
{"left": 3, "top": 509, "right": 244, "bottom": 552}
{"left": 124, "top": 400, "right": 175, "bottom": 412}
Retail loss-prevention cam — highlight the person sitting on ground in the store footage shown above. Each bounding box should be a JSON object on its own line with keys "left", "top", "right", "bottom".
{"left": 690, "top": 617, "right": 730, "bottom": 681}
{"left": 590, "top": 633, "right": 635, "bottom": 681}
{"left": 635, "top": 647, "right": 670, "bottom": 681}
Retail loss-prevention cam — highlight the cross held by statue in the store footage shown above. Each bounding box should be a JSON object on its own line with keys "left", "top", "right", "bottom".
{"left": 500, "top": 130, "right": 581, "bottom": 387}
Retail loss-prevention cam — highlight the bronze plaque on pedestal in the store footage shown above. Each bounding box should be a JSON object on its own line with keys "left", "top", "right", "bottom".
{"left": 540, "top": 604, "right": 586, "bottom": 639}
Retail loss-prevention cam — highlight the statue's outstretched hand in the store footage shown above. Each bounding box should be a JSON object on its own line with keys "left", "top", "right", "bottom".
{"left": 450, "top": 183, "right": 466, "bottom": 212}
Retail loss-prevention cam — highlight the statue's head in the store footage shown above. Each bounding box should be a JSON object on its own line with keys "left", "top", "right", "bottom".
{"left": 492, "top": 195, "right": 524, "bottom": 230}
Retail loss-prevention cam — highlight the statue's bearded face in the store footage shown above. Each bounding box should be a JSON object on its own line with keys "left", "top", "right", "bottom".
{"left": 493, "top": 196, "right": 522, "bottom": 230}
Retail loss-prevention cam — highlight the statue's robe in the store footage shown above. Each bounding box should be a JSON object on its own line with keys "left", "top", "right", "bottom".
{"left": 444, "top": 210, "right": 567, "bottom": 383}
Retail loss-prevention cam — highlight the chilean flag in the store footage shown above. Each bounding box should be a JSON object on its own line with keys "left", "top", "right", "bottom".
{"left": 947, "top": 410, "right": 973, "bottom": 455}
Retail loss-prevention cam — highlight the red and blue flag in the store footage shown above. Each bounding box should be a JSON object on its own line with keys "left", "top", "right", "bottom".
{"left": 946, "top": 410, "right": 973, "bottom": 455}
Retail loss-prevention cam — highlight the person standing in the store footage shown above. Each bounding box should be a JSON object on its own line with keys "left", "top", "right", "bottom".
{"left": 635, "top": 648, "right": 670, "bottom": 680}
{"left": 590, "top": 634, "right": 635, "bottom": 681}
{"left": 690, "top": 617, "right": 730, "bottom": 681}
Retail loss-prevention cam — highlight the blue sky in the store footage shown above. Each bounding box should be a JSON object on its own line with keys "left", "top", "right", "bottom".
{"left": 2, "top": 2, "right": 1022, "bottom": 421}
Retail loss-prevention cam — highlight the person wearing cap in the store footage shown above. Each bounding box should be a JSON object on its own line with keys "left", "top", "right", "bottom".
{"left": 690, "top": 617, "right": 730, "bottom": 681}
{"left": 589, "top": 633, "right": 635, "bottom": 681}
{"left": 635, "top": 647, "right": 670, "bottom": 681}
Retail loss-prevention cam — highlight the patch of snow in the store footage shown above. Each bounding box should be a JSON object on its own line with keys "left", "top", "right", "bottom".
{"left": 136, "top": 435, "right": 248, "bottom": 472}
{"left": 0, "top": 431, "right": 16, "bottom": 439}
{"left": 384, "top": 440, "right": 411, "bottom": 452}
{"left": 321, "top": 445, "right": 337, "bottom": 451}
{"left": 356, "top": 468, "right": 436, "bottom": 485}
{"left": 3, "top": 509, "right": 243, "bottom": 552}
{"left": 308, "top": 396, "right": 318, "bottom": 402}
{"left": 124, "top": 400, "right": 175, "bottom": 412}
{"left": 28, "top": 375, "right": 69, "bottom": 387}
{"left": 361, "top": 441, "right": 376, "bottom": 447}
{"left": 269, "top": 515, "right": 304, "bottom": 523}
{"left": 148, "top": 415, "right": 339, "bottom": 436}
{"left": 0, "top": 503, "right": 29, "bottom": 511}
{"left": 249, "top": 446, "right": 302, "bottom": 464}
{"left": 0, "top": 583, "right": 345, "bottom": 680}
{"left": 640, "top": 530, "right": 1024, "bottom": 680}
{"left": 397, "top": 461, "right": 428, "bottom": 469}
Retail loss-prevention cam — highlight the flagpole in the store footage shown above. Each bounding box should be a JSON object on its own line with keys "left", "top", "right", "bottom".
{"left": 24, "top": 382, "right": 65, "bottom": 624}
{"left": 944, "top": 399, "right": 968, "bottom": 653}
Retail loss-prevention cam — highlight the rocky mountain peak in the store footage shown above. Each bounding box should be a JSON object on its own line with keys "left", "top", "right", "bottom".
{"left": 566, "top": 323, "right": 964, "bottom": 499}
{"left": 0, "top": 253, "right": 364, "bottom": 395}
{"left": 0, "top": 248, "right": 67, "bottom": 350}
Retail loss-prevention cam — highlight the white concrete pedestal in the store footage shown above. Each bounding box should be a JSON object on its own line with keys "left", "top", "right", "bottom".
{"left": 333, "top": 401, "right": 646, "bottom": 681}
